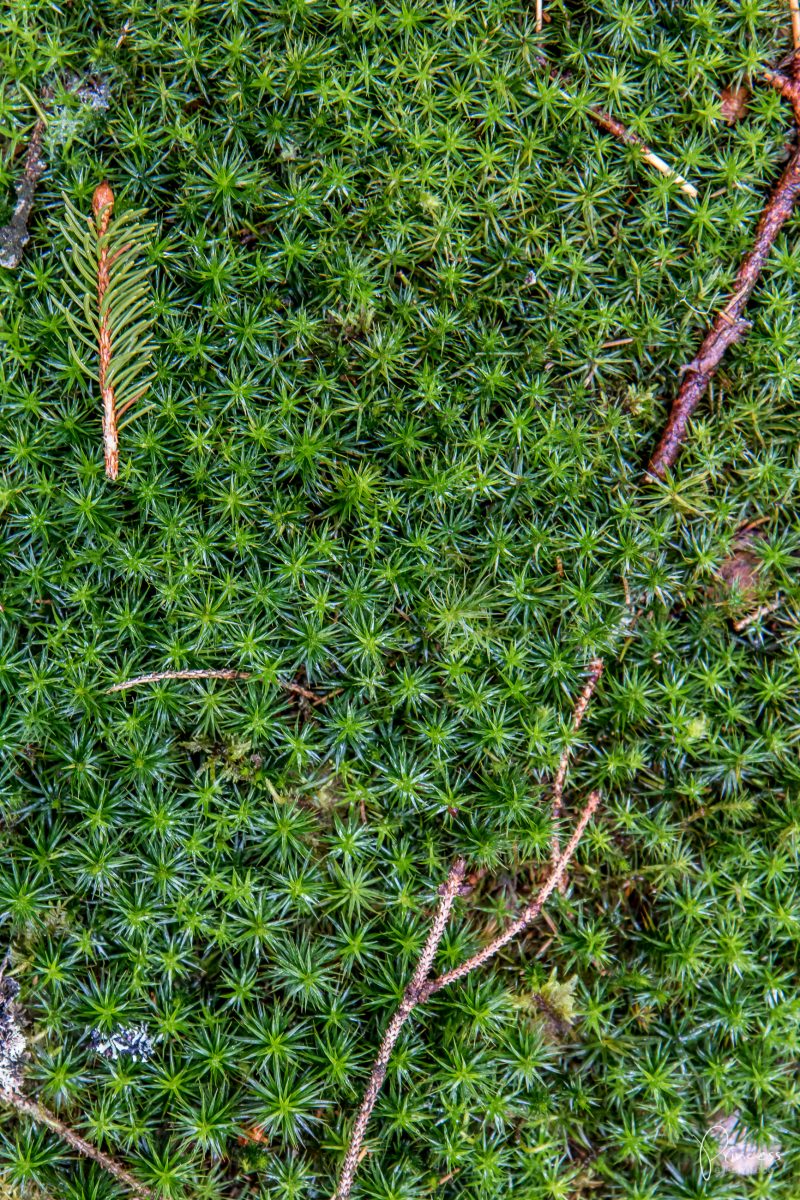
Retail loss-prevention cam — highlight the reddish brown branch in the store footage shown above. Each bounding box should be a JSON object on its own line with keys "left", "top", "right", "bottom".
{"left": 92, "top": 182, "right": 119, "bottom": 480}
{"left": 335, "top": 792, "right": 601, "bottom": 1200}
{"left": 647, "top": 68, "right": 800, "bottom": 478}
{"left": 550, "top": 660, "right": 603, "bottom": 870}
{"left": 3, "top": 1091, "right": 152, "bottom": 1198}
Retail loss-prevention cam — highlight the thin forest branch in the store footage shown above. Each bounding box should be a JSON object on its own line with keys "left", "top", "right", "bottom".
{"left": 422, "top": 791, "right": 601, "bottom": 997}
{"left": 647, "top": 65, "right": 800, "bottom": 478}
{"left": 334, "top": 791, "right": 601, "bottom": 1200}
{"left": 334, "top": 858, "right": 468, "bottom": 1200}
{"left": 585, "top": 104, "right": 699, "bottom": 198}
{"left": 791, "top": 0, "right": 800, "bottom": 53}
{"left": 732, "top": 596, "right": 782, "bottom": 632}
{"left": 105, "top": 667, "right": 338, "bottom": 705}
{"left": 535, "top": 0, "right": 543, "bottom": 35}
{"left": 550, "top": 659, "right": 603, "bottom": 871}
{"left": 2, "top": 1091, "right": 152, "bottom": 1199}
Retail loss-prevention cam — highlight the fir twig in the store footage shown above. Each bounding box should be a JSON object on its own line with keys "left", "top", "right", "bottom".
{"left": 61, "top": 182, "right": 155, "bottom": 481}
{"left": 2, "top": 1091, "right": 152, "bottom": 1199}
{"left": 550, "top": 659, "right": 603, "bottom": 874}
{"left": 0, "top": 119, "right": 46, "bottom": 269}
{"left": 334, "top": 792, "right": 601, "bottom": 1200}
{"left": 646, "top": 65, "right": 800, "bottom": 478}
{"left": 791, "top": 0, "right": 800, "bottom": 52}
{"left": 105, "top": 668, "right": 337, "bottom": 705}
{"left": 93, "top": 183, "right": 119, "bottom": 480}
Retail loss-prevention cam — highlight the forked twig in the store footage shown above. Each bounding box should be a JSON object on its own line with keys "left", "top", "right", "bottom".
{"left": 550, "top": 659, "right": 604, "bottom": 870}
{"left": 3, "top": 1091, "right": 152, "bottom": 1198}
{"left": 107, "top": 668, "right": 252, "bottom": 692}
{"left": 334, "top": 858, "right": 467, "bottom": 1200}
{"left": 334, "top": 792, "right": 601, "bottom": 1200}
{"left": 647, "top": 64, "right": 800, "bottom": 478}
{"left": 422, "top": 792, "right": 601, "bottom": 997}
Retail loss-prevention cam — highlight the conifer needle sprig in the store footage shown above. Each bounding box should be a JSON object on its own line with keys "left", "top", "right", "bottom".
{"left": 61, "top": 182, "right": 155, "bottom": 480}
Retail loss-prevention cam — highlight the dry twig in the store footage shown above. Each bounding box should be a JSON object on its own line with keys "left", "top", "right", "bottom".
{"left": 334, "top": 792, "right": 601, "bottom": 1200}
{"left": 106, "top": 667, "right": 337, "bottom": 705}
{"left": 647, "top": 64, "right": 800, "bottom": 478}
{"left": 334, "top": 858, "right": 468, "bottom": 1200}
{"left": 422, "top": 792, "right": 601, "bottom": 997}
{"left": 3, "top": 1091, "right": 152, "bottom": 1198}
{"left": 732, "top": 596, "right": 782, "bottom": 632}
{"left": 550, "top": 660, "right": 603, "bottom": 872}
{"left": 586, "top": 104, "right": 698, "bottom": 198}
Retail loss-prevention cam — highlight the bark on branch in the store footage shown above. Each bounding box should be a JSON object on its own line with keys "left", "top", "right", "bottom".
{"left": 550, "top": 659, "right": 604, "bottom": 871}
{"left": 2, "top": 1091, "right": 152, "bottom": 1198}
{"left": 647, "top": 66, "right": 800, "bottom": 478}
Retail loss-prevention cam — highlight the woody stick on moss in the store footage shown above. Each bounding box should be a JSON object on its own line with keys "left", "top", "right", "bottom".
{"left": 647, "top": 59, "right": 800, "bottom": 478}
{"left": 334, "top": 791, "right": 601, "bottom": 1200}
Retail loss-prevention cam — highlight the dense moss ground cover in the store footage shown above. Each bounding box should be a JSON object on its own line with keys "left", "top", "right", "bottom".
{"left": 1, "top": 1, "right": 799, "bottom": 1197}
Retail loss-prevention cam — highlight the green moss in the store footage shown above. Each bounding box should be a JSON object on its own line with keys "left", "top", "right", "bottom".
{"left": 1, "top": 1, "right": 799, "bottom": 1197}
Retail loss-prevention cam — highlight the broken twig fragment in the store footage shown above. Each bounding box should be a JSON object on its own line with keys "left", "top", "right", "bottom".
{"left": 647, "top": 65, "right": 800, "bottom": 478}
{"left": 0, "top": 120, "right": 46, "bottom": 269}
{"left": 2, "top": 1091, "right": 153, "bottom": 1199}
{"left": 586, "top": 104, "right": 698, "bottom": 198}
{"left": 105, "top": 667, "right": 337, "bottom": 705}
{"left": 551, "top": 659, "right": 603, "bottom": 872}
